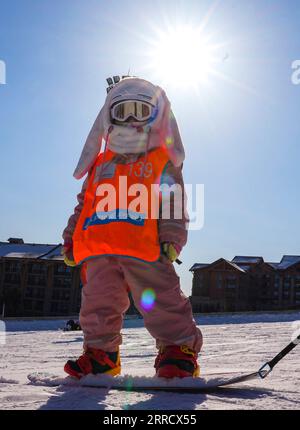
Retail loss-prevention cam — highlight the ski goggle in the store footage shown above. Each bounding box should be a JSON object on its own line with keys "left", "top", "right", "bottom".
{"left": 110, "top": 100, "right": 154, "bottom": 122}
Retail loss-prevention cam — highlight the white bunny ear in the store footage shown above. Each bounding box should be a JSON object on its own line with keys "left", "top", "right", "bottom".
{"left": 73, "top": 108, "right": 105, "bottom": 179}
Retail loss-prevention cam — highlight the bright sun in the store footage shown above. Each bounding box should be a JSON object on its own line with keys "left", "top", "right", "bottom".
{"left": 148, "top": 26, "right": 218, "bottom": 88}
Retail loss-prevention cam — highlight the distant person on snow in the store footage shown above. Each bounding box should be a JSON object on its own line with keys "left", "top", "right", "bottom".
{"left": 64, "top": 319, "right": 81, "bottom": 332}
{"left": 62, "top": 76, "right": 203, "bottom": 379}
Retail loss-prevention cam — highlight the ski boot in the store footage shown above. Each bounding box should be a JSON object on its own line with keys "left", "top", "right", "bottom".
{"left": 64, "top": 347, "right": 121, "bottom": 379}
{"left": 154, "top": 345, "right": 200, "bottom": 378}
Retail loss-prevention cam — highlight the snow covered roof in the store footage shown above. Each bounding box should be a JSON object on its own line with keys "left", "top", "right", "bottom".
{"left": 236, "top": 264, "right": 252, "bottom": 272}
{"left": 191, "top": 255, "right": 300, "bottom": 273}
{"left": 232, "top": 256, "right": 264, "bottom": 264}
{"left": 267, "top": 263, "right": 280, "bottom": 269}
{"left": 190, "top": 259, "right": 246, "bottom": 273}
{"left": 0, "top": 242, "right": 63, "bottom": 260}
{"left": 277, "top": 255, "right": 300, "bottom": 270}
{"left": 224, "top": 260, "right": 246, "bottom": 273}
{"left": 189, "top": 263, "right": 209, "bottom": 272}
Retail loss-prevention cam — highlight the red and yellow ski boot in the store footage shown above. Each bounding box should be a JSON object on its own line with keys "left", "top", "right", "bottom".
{"left": 64, "top": 347, "right": 121, "bottom": 379}
{"left": 154, "top": 345, "right": 200, "bottom": 378}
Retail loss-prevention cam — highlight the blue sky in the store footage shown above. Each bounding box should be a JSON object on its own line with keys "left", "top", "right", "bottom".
{"left": 0, "top": 0, "right": 300, "bottom": 294}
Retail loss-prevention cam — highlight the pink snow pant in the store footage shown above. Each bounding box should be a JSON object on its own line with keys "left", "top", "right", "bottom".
{"left": 79, "top": 255, "right": 203, "bottom": 353}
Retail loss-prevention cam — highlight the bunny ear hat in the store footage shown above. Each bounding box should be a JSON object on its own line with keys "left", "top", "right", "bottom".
{"left": 73, "top": 77, "right": 185, "bottom": 180}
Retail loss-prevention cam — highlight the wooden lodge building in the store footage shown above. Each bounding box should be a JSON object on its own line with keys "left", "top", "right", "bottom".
{"left": 2, "top": 238, "right": 300, "bottom": 317}
{"left": 0, "top": 238, "right": 81, "bottom": 317}
{"left": 190, "top": 255, "right": 300, "bottom": 313}
{"left": 0, "top": 238, "right": 138, "bottom": 318}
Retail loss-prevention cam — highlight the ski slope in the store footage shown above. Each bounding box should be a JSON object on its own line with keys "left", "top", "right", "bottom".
{"left": 0, "top": 312, "right": 299, "bottom": 410}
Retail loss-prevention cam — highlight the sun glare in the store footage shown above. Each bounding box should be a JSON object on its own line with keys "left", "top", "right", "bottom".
{"left": 149, "top": 26, "right": 218, "bottom": 88}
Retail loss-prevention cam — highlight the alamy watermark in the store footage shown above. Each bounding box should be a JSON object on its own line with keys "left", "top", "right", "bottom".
{"left": 291, "top": 60, "right": 300, "bottom": 85}
{"left": 0, "top": 59, "right": 6, "bottom": 85}
{"left": 86, "top": 176, "right": 204, "bottom": 231}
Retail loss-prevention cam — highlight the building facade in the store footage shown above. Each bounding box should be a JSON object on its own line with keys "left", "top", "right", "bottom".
{"left": 0, "top": 238, "right": 139, "bottom": 318}
{"left": 190, "top": 255, "right": 300, "bottom": 313}
{"left": 0, "top": 239, "right": 82, "bottom": 317}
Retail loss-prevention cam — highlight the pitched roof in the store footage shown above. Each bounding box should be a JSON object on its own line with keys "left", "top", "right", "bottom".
{"left": 277, "top": 255, "right": 300, "bottom": 270}
{"left": 189, "top": 263, "right": 209, "bottom": 272}
{"left": 267, "top": 262, "right": 280, "bottom": 269}
{"left": 190, "top": 255, "right": 300, "bottom": 273}
{"left": 0, "top": 242, "right": 63, "bottom": 260}
{"left": 190, "top": 258, "right": 246, "bottom": 273}
{"left": 236, "top": 264, "right": 252, "bottom": 272}
{"left": 232, "top": 256, "right": 264, "bottom": 264}
{"left": 224, "top": 259, "right": 246, "bottom": 273}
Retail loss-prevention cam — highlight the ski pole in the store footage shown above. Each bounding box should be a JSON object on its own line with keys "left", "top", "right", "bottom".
{"left": 258, "top": 333, "right": 300, "bottom": 379}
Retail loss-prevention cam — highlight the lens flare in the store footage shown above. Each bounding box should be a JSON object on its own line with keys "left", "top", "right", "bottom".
{"left": 140, "top": 288, "right": 156, "bottom": 312}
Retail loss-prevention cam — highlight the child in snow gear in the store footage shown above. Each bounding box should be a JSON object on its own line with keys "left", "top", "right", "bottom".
{"left": 62, "top": 76, "right": 202, "bottom": 379}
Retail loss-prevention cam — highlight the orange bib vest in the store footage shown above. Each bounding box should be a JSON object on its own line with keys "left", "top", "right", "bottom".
{"left": 72, "top": 147, "right": 170, "bottom": 264}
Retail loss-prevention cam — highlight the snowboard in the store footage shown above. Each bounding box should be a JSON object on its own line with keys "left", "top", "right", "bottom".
{"left": 27, "top": 370, "right": 261, "bottom": 393}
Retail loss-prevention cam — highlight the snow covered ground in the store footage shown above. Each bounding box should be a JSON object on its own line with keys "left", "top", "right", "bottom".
{"left": 0, "top": 312, "right": 299, "bottom": 410}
